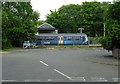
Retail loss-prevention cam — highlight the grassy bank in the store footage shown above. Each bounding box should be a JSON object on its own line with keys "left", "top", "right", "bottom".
{"left": 42, "top": 44, "right": 102, "bottom": 49}
{"left": 1, "top": 44, "right": 103, "bottom": 52}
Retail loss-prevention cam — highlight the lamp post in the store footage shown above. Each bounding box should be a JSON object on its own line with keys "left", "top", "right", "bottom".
{"left": 103, "top": 23, "right": 105, "bottom": 37}
{"left": 78, "top": 28, "right": 84, "bottom": 33}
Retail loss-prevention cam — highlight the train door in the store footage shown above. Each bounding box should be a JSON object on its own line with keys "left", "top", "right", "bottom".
{"left": 58, "top": 36, "right": 63, "bottom": 44}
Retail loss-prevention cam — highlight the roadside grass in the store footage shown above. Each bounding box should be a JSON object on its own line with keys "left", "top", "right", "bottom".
{"left": 45, "top": 44, "right": 103, "bottom": 49}
{"left": 1, "top": 44, "right": 103, "bottom": 51}
{"left": 1, "top": 47, "right": 23, "bottom": 52}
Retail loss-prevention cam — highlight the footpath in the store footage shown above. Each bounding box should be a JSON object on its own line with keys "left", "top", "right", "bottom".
{"left": 86, "top": 54, "right": 120, "bottom": 66}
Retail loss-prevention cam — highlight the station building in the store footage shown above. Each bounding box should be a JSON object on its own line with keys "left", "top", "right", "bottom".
{"left": 37, "top": 22, "right": 58, "bottom": 34}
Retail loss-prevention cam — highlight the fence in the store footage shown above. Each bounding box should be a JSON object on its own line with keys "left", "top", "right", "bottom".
{"left": 88, "top": 37, "right": 101, "bottom": 44}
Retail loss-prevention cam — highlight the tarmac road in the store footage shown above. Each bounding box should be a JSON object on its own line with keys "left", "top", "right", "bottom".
{"left": 2, "top": 48, "right": 119, "bottom": 82}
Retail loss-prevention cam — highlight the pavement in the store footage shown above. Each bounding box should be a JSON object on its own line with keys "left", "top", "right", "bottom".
{"left": 85, "top": 53, "right": 120, "bottom": 66}
{"left": 2, "top": 48, "right": 119, "bottom": 66}
{"left": 2, "top": 48, "right": 119, "bottom": 82}
{"left": 45, "top": 47, "right": 120, "bottom": 66}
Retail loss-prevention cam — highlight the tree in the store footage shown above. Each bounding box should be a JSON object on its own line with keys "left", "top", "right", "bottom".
{"left": 81, "top": 2, "right": 108, "bottom": 36}
{"left": 101, "top": 1, "right": 120, "bottom": 50}
{"left": 46, "top": 2, "right": 109, "bottom": 36}
{"left": 37, "top": 20, "right": 45, "bottom": 27}
{"left": 2, "top": 2, "right": 39, "bottom": 49}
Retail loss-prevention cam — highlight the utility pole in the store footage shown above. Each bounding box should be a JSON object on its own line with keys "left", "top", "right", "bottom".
{"left": 103, "top": 23, "right": 105, "bottom": 37}
{"left": 78, "top": 28, "right": 84, "bottom": 33}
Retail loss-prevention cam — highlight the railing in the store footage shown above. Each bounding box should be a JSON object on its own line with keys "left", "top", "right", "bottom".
{"left": 23, "top": 42, "right": 37, "bottom": 48}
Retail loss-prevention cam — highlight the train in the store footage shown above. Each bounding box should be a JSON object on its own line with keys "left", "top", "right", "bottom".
{"left": 36, "top": 33, "right": 88, "bottom": 45}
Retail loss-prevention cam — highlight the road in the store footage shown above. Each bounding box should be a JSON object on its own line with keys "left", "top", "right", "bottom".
{"left": 2, "top": 48, "right": 118, "bottom": 82}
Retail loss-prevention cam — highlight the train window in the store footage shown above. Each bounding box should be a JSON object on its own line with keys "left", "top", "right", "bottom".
{"left": 37, "top": 38, "right": 42, "bottom": 40}
{"left": 37, "top": 37, "right": 43, "bottom": 40}
{"left": 58, "top": 37, "right": 60, "bottom": 40}
{"left": 46, "top": 36, "right": 54, "bottom": 40}
{"left": 74, "top": 37, "right": 80, "bottom": 40}
{"left": 82, "top": 37, "right": 86, "bottom": 41}
{"left": 66, "top": 37, "right": 72, "bottom": 40}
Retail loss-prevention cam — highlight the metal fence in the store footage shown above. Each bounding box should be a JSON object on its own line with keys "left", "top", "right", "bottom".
{"left": 88, "top": 37, "right": 101, "bottom": 44}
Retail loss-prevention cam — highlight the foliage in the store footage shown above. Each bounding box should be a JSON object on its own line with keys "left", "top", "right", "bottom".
{"left": 100, "top": 1, "right": 120, "bottom": 50}
{"left": 46, "top": 2, "right": 109, "bottom": 36}
{"left": 37, "top": 20, "right": 45, "bottom": 27}
{"left": 46, "top": 1, "right": 120, "bottom": 50}
{"left": 2, "top": 2, "right": 39, "bottom": 49}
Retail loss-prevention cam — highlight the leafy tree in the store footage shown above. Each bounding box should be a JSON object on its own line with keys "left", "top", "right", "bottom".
{"left": 81, "top": 2, "right": 107, "bottom": 36}
{"left": 58, "top": 4, "right": 81, "bottom": 33}
{"left": 2, "top": 2, "right": 39, "bottom": 49}
{"left": 46, "top": 4, "right": 82, "bottom": 33}
{"left": 46, "top": 10, "right": 62, "bottom": 32}
{"left": 101, "top": 1, "right": 120, "bottom": 50}
{"left": 46, "top": 2, "right": 109, "bottom": 36}
{"left": 37, "top": 20, "right": 45, "bottom": 27}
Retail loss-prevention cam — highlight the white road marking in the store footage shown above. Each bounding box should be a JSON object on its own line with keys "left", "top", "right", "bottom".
{"left": 70, "top": 77, "right": 86, "bottom": 81}
{"left": 25, "top": 79, "right": 41, "bottom": 82}
{"left": 48, "top": 79, "right": 63, "bottom": 82}
{"left": 0, "top": 52, "right": 9, "bottom": 54}
{"left": 2, "top": 80, "right": 17, "bottom": 82}
{"left": 40, "top": 61, "right": 49, "bottom": 66}
{"left": 53, "top": 69, "right": 72, "bottom": 80}
{"left": 39, "top": 60, "right": 86, "bottom": 81}
{"left": 91, "top": 77, "right": 108, "bottom": 82}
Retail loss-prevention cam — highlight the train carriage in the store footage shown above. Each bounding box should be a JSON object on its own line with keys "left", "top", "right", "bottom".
{"left": 36, "top": 34, "right": 58, "bottom": 45}
{"left": 36, "top": 33, "right": 88, "bottom": 45}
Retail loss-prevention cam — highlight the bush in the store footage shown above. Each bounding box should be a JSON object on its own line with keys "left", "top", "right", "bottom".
{"left": 101, "top": 2, "right": 120, "bottom": 51}
{"left": 2, "top": 38, "right": 12, "bottom": 50}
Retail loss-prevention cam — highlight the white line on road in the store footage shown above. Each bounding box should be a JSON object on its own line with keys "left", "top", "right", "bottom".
{"left": 53, "top": 69, "right": 72, "bottom": 80}
{"left": 40, "top": 61, "right": 49, "bottom": 66}
{"left": 40, "top": 60, "right": 85, "bottom": 81}
{"left": 0, "top": 52, "right": 9, "bottom": 54}
{"left": 70, "top": 77, "right": 86, "bottom": 81}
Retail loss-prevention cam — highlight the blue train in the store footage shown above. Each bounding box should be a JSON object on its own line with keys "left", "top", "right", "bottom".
{"left": 36, "top": 33, "right": 88, "bottom": 45}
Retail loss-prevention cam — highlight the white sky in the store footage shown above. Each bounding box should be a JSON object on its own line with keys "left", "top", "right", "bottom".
{"left": 31, "top": 0, "right": 113, "bottom": 20}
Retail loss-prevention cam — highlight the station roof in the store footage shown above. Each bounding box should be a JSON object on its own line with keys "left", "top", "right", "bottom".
{"left": 38, "top": 23, "right": 55, "bottom": 30}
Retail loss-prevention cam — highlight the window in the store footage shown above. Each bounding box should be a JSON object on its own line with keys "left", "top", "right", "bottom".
{"left": 66, "top": 37, "right": 72, "bottom": 40}
{"left": 82, "top": 36, "right": 86, "bottom": 41}
{"left": 74, "top": 37, "right": 80, "bottom": 40}
{"left": 46, "top": 36, "right": 54, "bottom": 40}
{"left": 37, "top": 38, "right": 42, "bottom": 40}
{"left": 37, "top": 37, "right": 44, "bottom": 40}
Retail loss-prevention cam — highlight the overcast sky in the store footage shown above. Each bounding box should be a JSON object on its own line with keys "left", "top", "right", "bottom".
{"left": 31, "top": 0, "right": 113, "bottom": 20}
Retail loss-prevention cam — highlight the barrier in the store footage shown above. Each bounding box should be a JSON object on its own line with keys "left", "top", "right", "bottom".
{"left": 23, "top": 41, "right": 37, "bottom": 49}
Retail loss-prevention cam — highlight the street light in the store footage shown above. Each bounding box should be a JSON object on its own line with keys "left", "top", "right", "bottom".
{"left": 103, "top": 23, "right": 105, "bottom": 37}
